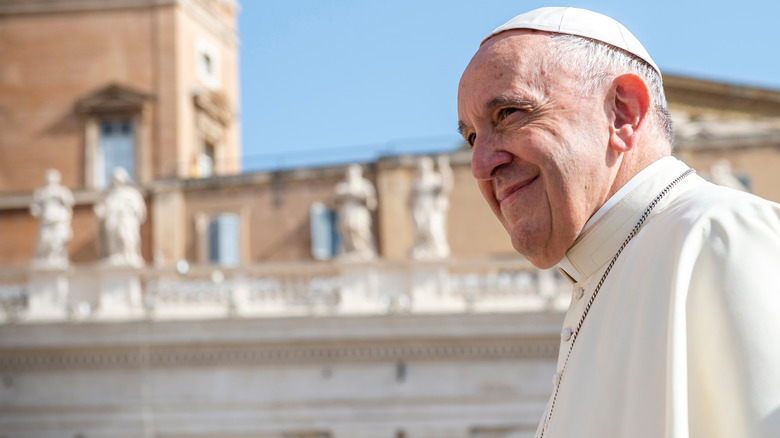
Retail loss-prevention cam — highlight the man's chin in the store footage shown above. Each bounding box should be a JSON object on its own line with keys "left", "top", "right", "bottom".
{"left": 511, "top": 236, "right": 560, "bottom": 270}
{"left": 519, "top": 251, "right": 559, "bottom": 270}
{"left": 526, "top": 257, "right": 559, "bottom": 270}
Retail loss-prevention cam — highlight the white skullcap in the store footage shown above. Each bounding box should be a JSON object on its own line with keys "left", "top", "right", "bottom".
{"left": 482, "top": 7, "right": 660, "bottom": 75}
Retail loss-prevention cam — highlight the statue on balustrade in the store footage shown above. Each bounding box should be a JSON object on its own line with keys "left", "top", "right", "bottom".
{"left": 334, "top": 164, "right": 377, "bottom": 261}
{"left": 94, "top": 167, "right": 146, "bottom": 266}
{"left": 410, "top": 155, "right": 453, "bottom": 259}
{"left": 30, "top": 169, "right": 74, "bottom": 268}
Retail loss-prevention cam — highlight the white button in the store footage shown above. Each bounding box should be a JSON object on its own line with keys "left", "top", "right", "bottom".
{"left": 552, "top": 372, "right": 560, "bottom": 387}
{"left": 574, "top": 286, "right": 585, "bottom": 300}
{"left": 560, "top": 327, "right": 572, "bottom": 342}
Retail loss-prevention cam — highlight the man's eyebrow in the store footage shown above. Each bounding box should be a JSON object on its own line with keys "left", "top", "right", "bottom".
{"left": 457, "top": 120, "right": 469, "bottom": 137}
{"left": 486, "top": 96, "right": 534, "bottom": 111}
{"left": 458, "top": 96, "right": 535, "bottom": 136}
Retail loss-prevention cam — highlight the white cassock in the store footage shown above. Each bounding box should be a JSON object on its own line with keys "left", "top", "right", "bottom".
{"left": 537, "top": 157, "right": 780, "bottom": 438}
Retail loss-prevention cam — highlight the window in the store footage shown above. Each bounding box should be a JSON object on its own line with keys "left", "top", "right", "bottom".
{"left": 207, "top": 213, "right": 240, "bottom": 266}
{"left": 201, "top": 53, "right": 212, "bottom": 76}
{"left": 76, "top": 84, "right": 150, "bottom": 189}
{"left": 196, "top": 38, "right": 220, "bottom": 89}
{"left": 310, "top": 203, "right": 339, "bottom": 260}
{"left": 96, "top": 118, "right": 135, "bottom": 188}
{"left": 204, "top": 142, "right": 215, "bottom": 164}
{"left": 198, "top": 141, "right": 215, "bottom": 178}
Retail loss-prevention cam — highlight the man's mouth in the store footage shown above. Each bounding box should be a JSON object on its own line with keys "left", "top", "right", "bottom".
{"left": 496, "top": 175, "right": 539, "bottom": 204}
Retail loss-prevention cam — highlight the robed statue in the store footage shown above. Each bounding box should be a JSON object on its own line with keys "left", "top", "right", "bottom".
{"left": 410, "top": 155, "right": 453, "bottom": 259}
{"left": 94, "top": 168, "right": 146, "bottom": 266}
{"left": 30, "top": 169, "right": 74, "bottom": 267}
{"left": 334, "top": 164, "right": 377, "bottom": 261}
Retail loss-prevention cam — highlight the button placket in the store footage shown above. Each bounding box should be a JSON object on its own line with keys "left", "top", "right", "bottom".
{"left": 573, "top": 285, "right": 585, "bottom": 301}
{"left": 560, "top": 327, "right": 572, "bottom": 342}
{"left": 558, "top": 280, "right": 588, "bottom": 373}
{"left": 539, "top": 168, "right": 696, "bottom": 437}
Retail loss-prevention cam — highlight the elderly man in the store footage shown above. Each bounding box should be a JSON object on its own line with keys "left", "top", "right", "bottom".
{"left": 457, "top": 7, "right": 780, "bottom": 438}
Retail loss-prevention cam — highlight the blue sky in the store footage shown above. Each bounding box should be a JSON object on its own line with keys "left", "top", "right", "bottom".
{"left": 239, "top": 1, "right": 780, "bottom": 172}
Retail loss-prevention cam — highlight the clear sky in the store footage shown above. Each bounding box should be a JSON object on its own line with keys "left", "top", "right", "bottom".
{"left": 239, "top": 1, "right": 780, "bottom": 172}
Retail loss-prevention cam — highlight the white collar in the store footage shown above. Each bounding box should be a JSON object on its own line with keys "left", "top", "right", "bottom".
{"left": 583, "top": 156, "right": 677, "bottom": 230}
{"left": 557, "top": 157, "right": 689, "bottom": 283}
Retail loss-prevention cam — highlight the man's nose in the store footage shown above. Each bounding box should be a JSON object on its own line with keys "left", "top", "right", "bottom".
{"left": 471, "top": 135, "right": 513, "bottom": 181}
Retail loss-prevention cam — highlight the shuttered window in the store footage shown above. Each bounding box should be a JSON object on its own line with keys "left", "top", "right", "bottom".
{"left": 310, "top": 203, "right": 339, "bottom": 260}
{"left": 97, "top": 119, "right": 135, "bottom": 188}
{"left": 207, "top": 213, "right": 240, "bottom": 266}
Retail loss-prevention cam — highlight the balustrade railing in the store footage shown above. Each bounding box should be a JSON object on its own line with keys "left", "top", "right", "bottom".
{"left": 0, "top": 259, "right": 572, "bottom": 323}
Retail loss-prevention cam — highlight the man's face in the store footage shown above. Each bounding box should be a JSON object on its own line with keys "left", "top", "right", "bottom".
{"left": 457, "top": 31, "right": 613, "bottom": 268}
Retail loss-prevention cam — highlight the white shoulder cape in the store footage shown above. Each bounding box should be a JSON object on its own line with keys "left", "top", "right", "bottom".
{"left": 540, "top": 158, "right": 780, "bottom": 438}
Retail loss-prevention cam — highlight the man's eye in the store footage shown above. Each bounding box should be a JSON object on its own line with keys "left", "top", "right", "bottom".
{"left": 467, "top": 133, "right": 476, "bottom": 148}
{"left": 498, "top": 107, "right": 519, "bottom": 120}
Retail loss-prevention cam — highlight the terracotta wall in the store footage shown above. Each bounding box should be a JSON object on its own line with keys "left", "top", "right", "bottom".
{"left": 181, "top": 167, "right": 363, "bottom": 263}
{"left": 0, "top": 2, "right": 240, "bottom": 191}
{"left": 0, "top": 7, "right": 161, "bottom": 192}
{"left": 0, "top": 197, "right": 152, "bottom": 266}
{"left": 173, "top": 6, "right": 240, "bottom": 177}
{"left": 174, "top": 156, "right": 517, "bottom": 265}
{"left": 0, "top": 209, "right": 37, "bottom": 267}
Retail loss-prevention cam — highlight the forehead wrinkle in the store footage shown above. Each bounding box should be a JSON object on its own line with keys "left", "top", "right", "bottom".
{"left": 458, "top": 34, "right": 552, "bottom": 136}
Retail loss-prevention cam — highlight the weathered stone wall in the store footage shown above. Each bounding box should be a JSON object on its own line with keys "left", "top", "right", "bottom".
{"left": 0, "top": 312, "right": 562, "bottom": 438}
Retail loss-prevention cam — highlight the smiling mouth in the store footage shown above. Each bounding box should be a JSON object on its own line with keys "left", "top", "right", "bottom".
{"left": 496, "top": 175, "right": 539, "bottom": 203}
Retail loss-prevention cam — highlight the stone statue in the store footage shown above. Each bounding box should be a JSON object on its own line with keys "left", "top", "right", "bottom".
{"left": 94, "top": 168, "right": 146, "bottom": 266}
{"left": 30, "top": 169, "right": 74, "bottom": 267}
{"left": 334, "top": 164, "right": 377, "bottom": 261}
{"left": 709, "top": 159, "right": 750, "bottom": 192}
{"left": 410, "top": 155, "right": 454, "bottom": 259}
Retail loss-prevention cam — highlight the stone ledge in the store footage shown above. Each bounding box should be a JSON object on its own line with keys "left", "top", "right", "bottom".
{"left": 0, "top": 337, "right": 559, "bottom": 372}
{"left": 0, "top": 0, "right": 177, "bottom": 15}
{"left": 0, "top": 312, "right": 564, "bottom": 348}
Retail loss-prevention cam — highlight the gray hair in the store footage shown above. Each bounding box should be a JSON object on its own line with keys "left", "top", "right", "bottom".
{"left": 548, "top": 34, "right": 673, "bottom": 145}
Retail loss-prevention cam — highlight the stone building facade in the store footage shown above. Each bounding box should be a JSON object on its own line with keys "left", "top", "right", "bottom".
{"left": 2, "top": 2, "right": 780, "bottom": 438}
{"left": 0, "top": 0, "right": 240, "bottom": 265}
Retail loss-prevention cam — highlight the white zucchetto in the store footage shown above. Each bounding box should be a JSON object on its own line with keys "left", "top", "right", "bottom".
{"left": 482, "top": 7, "right": 660, "bottom": 76}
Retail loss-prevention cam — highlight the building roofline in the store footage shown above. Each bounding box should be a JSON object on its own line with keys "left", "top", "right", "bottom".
{"left": 663, "top": 73, "right": 780, "bottom": 114}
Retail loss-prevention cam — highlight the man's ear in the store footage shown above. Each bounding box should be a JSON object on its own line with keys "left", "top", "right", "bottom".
{"left": 608, "top": 73, "right": 651, "bottom": 153}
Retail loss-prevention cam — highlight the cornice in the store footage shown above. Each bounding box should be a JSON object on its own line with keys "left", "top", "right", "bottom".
{"left": 0, "top": 337, "right": 559, "bottom": 372}
{"left": 675, "top": 133, "right": 780, "bottom": 151}
{"left": 179, "top": 0, "right": 238, "bottom": 45}
{"left": 75, "top": 83, "right": 154, "bottom": 115}
{"left": 150, "top": 149, "right": 473, "bottom": 194}
{"left": 664, "top": 74, "right": 780, "bottom": 116}
{"left": 0, "top": 0, "right": 239, "bottom": 46}
{"left": 0, "top": 0, "right": 177, "bottom": 15}
{"left": 0, "top": 187, "right": 151, "bottom": 211}
{"left": 376, "top": 149, "right": 471, "bottom": 170}
{"left": 150, "top": 162, "right": 357, "bottom": 193}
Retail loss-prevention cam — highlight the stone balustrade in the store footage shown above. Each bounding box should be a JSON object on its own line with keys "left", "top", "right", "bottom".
{"left": 0, "top": 258, "right": 572, "bottom": 323}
